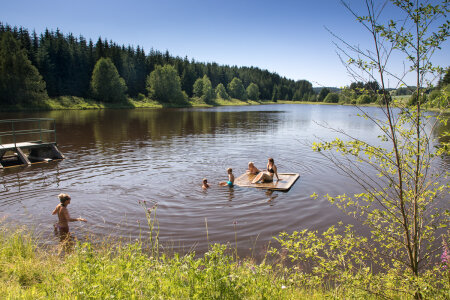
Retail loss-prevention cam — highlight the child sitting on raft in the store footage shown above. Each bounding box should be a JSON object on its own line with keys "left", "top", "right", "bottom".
{"left": 219, "top": 168, "right": 235, "bottom": 187}
{"left": 246, "top": 161, "right": 260, "bottom": 175}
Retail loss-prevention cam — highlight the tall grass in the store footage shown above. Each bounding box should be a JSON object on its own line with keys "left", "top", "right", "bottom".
{"left": 0, "top": 225, "right": 323, "bottom": 299}
{"left": 1, "top": 221, "right": 448, "bottom": 299}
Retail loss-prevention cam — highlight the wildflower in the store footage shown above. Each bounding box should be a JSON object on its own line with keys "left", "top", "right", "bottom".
{"left": 281, "top": 285, "right": 287, "bottom": 289}
{"left": 441, "top": 240, "right": 449, "bottom": 269}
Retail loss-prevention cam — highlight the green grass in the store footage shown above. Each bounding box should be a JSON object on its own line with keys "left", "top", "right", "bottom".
{"left": 0, "top": 225, "right": 323, "bottom": 299}
{"left": 1, "top": 223, "right": 447, "bottom": 299}
{"left": 1, "top": 95, "right": 447, "bottom": 113}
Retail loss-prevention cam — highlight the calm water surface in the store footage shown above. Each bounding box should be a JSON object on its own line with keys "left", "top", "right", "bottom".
{"left": 0, "top": 104, "right": 447, "bottom": 256}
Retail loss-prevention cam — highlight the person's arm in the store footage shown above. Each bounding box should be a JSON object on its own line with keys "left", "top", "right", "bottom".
{"left": 64, "top": 208, "right": 87, "bottom": 222}
{"left": 52, "top": 205, "right": 59, "bottom": 215}
{"left": 274, "top": 165, "right": 280, "bottom": 180}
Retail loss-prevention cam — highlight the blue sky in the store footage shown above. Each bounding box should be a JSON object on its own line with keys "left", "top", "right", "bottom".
{"left": 1, "top": 0, "right": 448, "bottom": 87}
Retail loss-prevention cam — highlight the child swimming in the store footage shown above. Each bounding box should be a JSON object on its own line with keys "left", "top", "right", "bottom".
{"left": 202, "top": 178, "right": 210, "bottom": 189}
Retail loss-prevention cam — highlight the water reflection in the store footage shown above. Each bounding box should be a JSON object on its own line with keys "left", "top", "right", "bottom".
{"left": 0, "top": 104, "right": 447, "bottom": 257}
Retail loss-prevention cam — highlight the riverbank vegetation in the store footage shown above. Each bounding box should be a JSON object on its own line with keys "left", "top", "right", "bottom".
{"left": 1, "top": 22, "right": 447, "bottom": 112}
{"left": 1, "top": 214, "right": 449, "bottom": 300}
{"left": 299, "top": 0, "right": 450, "bottom": 299}
{"left": 1, "top": 0, "right": 449, "bottom": 299}
{"left": 0, "top": 225, "right": 316, "bottom": 299}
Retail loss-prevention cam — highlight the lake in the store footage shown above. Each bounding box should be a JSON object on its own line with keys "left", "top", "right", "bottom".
{"left": 0, "top": 104, "right": 447, "bottom": 256}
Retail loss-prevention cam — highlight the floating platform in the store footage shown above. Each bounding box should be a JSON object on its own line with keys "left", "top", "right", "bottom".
{"left": 0, "top": 118, "right": 64, "bottom": 169}
{"left": 235, "top": 172, "right": 300, "bottom": 191}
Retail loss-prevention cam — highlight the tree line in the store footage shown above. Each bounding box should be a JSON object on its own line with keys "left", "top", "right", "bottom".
{"left": 0, "top": 23, "right": 317, "bottom": 106}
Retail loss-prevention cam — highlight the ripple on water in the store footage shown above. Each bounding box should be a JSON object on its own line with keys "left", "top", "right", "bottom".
{"left": 0, "top": 105, "right": 447, "bottom": 257}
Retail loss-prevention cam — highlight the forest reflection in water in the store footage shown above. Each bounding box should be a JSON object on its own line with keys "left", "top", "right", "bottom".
{"left": 0, "top": 105, "right": 447, "bottom": 257}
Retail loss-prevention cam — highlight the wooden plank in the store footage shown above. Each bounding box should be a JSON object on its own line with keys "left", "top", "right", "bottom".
{"left": 15, "top": 147, "right": 31, "bottom": 166}
{"left": 1, "top": 142, "right": 36, "bottom": 149}
{"left": 0, "top": 142, "right": 53, "bottom": 151}
{"left": 235, "top": 173, "right": 300, "bottom": 191}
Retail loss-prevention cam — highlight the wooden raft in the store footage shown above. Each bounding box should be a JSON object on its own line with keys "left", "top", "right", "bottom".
{"left": 234, "top": 172, "right": 300, "bottom": 191}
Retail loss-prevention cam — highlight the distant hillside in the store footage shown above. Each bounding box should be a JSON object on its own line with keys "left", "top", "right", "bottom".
{"left": 313, "top": 87, "right": 341, "bottom": 93}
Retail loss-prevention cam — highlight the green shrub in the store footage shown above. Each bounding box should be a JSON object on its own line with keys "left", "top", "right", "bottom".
{"left": 357, "top": 94, "right": 373, "bottom": 104}
{"left": 324, "top": 93, "right": 339, "bottom": 103}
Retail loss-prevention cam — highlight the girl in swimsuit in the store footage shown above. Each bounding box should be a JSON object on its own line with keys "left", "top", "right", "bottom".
{"left": 219, "top": 168, "right": 235, "bottom": 187}
{"left": 252, "top": 158, "right": 279, "bottom": 184}
{"left": 52, "top": 193, "right": 87, "bottom": 237}
{"left": 246, "top": 162, "right": 260, "bottom": 175}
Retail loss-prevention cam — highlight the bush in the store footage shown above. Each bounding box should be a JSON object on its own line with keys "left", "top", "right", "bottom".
{"left": 215, "top": 83, "right": 230, "bottom": 100}
{"left": 357, "top": 94, "right": 373, "bottom": 104}
{"left": 146, "top": 65, "right": 185, "bottom": 104}
{"left": 323, "top": 93, "right": 339, "bottom": 103}
{"left": 137, "top": 93, "right": 146, "bottom": 101}
{"left": 407, "top": 91, "right": 428, "bottom": 106}
{"left": 91, "top": 58, "right": 127, "bottom": 103}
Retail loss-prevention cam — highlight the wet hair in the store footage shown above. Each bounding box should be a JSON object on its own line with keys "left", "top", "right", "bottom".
{"left": 58, "top": 193, "right": 71, "bottom": 206}
{"left": 227, "top": 168, "right": 232, "bottom": 173}
{"left": 268, "top": 158, "right": 274, "bottom": 164}
{"left": 203, "top": 178, "right": 208, "bottom": 183}
{"left": 248, "top": 162, "right": 254, "bottom": 167}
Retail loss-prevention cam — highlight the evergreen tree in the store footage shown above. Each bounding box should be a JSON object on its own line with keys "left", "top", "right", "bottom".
{"left": 246, "top": 83, "right": 259, "bottom": 100}
{"left": 90, "top": 57, "right": 127, "bottom": 103}
{"left": 181, "top": 63, "right": 196, "bottom": 97}
{"left": 292, "top": 89, "right": 302, "bottom": 101}
{"left": 0, "top": 23, "right": 317, "bottom": 104}
{"left": 0, "top": 32, "right": 47, "bottom": 105}
{"left": 438, "top": 67, "right": 450, "bottom": 88}
{"left": 271, "top": 84, "right": 280, "bottom": 101}
{"left": 318, "top": 88, "right": 330, "bottom": 102}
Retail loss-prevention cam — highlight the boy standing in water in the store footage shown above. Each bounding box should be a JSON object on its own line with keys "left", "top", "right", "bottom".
{"left": 219, "top": 168, "right": 235, "bottom": 187}
{"left": 52, "top": 193, "right": 87, "bottom": 237}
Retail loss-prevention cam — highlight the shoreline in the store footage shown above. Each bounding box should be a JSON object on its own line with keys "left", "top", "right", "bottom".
{"left": 1, "top": 95, "right": 447, "bottom": 113}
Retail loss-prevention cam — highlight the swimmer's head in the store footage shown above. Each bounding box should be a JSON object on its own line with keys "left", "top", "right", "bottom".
{"left": 203, "top": 178, "right": 208, "bottom": 184}
{"left": 227, "top": 168, "right": 232, "bottom": 174}
{"left": 248, "top": 162, "right": 254, "bottom": 167}
{"left": 58, "top": 193, "right": 71, "bottom": 206}
{"left": 268, "top": 158, "right": 274, "bottom": 164}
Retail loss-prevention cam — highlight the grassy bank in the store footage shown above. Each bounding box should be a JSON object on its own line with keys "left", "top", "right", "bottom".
{"left": 0, "top": 226, "right": 323, "bottom": 299}
{"left": 0, "top": 96, "right": 262, "bottom": 111}
{"left": 1, "top": 96, "right": 447, "bottom": 112}
{"left": 1, "top": 224, "right": 448, "bottom": 299}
